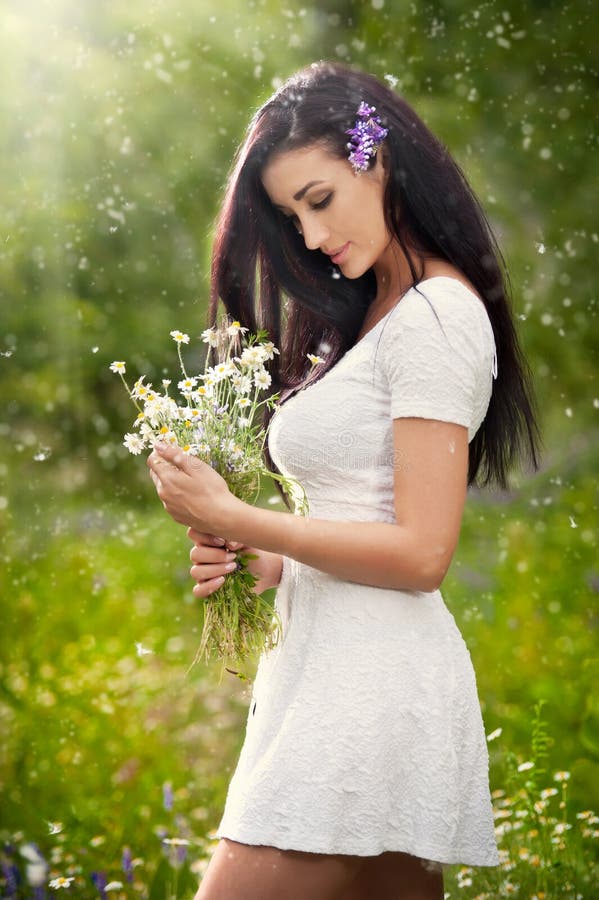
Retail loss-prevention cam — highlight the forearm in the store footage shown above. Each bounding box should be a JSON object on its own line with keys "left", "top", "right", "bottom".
{"left": 224, "top": 498, "right": 445, "bottom": 593}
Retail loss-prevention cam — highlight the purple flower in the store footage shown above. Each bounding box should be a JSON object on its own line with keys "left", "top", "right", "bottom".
{"left": 121, "top": 846, "right": 134, "bottom": 883}
{"left": 162, "top": 781, "right": 174, "bottom": 812}
{"left": 346, "top": 102, "right": 388, "bottom": 174}
{"left": 91, "top": 870, "right": 107, "bottom": 897}
{"left": 2, "top": 859, "right": 20, "bottom": 897}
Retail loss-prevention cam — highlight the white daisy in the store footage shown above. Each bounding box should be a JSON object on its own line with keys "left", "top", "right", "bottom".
{"left": 49, "top": 876, "right": 75, "bottom": 890}
{"left": 226, "top": 320, "right": 249, "bottom": 337}
{"left": 170, "top": 330, "right": 190, "bottom": 344}
{"left": 239, "top": 346, "right": 267, "bottom": 368}
{"left": 201, "top": 327, "right": 218, "bottom": 347}
{"left": 178, "top": 377, "right": 197, "bottom": 394}
{"left": 123, "top": 433, "right": 145, "bottom": 455}
{"left": 259, "top": 341, "right": 280, "bottom": 360}
{"left": 254, "top": 368, "right": 272, "bottom": 390}
{"left": 109, "top": 361, "right": 126, "bottom": 374}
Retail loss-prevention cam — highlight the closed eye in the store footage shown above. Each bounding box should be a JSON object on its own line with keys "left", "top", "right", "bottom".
{"left": 311, "top": 193, "right": 332, "bottom": 210}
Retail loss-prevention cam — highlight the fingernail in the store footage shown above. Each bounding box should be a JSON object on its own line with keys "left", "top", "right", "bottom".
{"left": 215, "top": 576, "right": 225, "bottom": 585}
{"left": 224, "top": 562, "right": 237, "bottom": 572}
{"left": 213, "top": 537, "right": 226, "bottom": 546}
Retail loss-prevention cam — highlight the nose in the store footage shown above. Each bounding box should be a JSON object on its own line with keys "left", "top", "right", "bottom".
{"left": 301, "top": 216, "right": 330, "bottom": 252}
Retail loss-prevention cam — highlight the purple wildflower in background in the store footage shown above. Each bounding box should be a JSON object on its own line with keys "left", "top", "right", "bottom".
{"left": 121, "top": 846, "right": 134, "bottom": 883}
{"left": 162, "top": 781, "right": 174, "bottom": 811}
{"left": 2, "top": 858, "right": 20, "bottom": 897}
{"left": 91, "top": 870, "right": 107, "bottom": 897}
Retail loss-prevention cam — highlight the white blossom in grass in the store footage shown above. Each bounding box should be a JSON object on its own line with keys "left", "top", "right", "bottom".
{"left": 109, "top": 360, "right": 126, "bottom": 374}
{"left": 201, "top": 327, "right": 218, "bottom": 347}
{"left": 20, "top": 843, "right": 48, "bottom": 887}
{"left": 226, "top": 320, "right": 249, "bottom": 337}
{"left": 517, "top": 761, "right": 534, "bottom": 772}
{"left": 170, "top": 330, "right": 190, "bottom": 344}
{"left": 553, "top": 770, "right": 571, "bottom": 782}
{"left": 486, "top": 727, "right": 502, "bottom": 742}
{"left": 135, "top": 642, "right": 153, "bottom": 657}
{"left": 196, "top": 442, "right": 210, "bottom": 455}
{"left": 47, "top": 822, "right": 63, "bottom": 835}
{"left": 49, "top": 876, "right": 75, "bottom": 890}
{"left": 236, "top": 397, "right": 252, "bottom": 408}
{"left": 123, "top": 433, "right": 146, "bottom": 455}
{"left": 238, "top": 416, "right": 250, "bottom": 428}
{"left": 162, "top": 838, "right": 191, "bottom": 846}
{"left": 541, "top": 787, "right": 559, "bottom": 799}
{"left": 254, "top": 368, "right": 272, "bottom": 390}
{"left": 162, "top": 379, "right": 171, "bottom": 388}
{"left": 307, "top": 353, "right": 324, "bottom": 366}
{"left": 105, "top": 882, "right": 124, "bottom": 892}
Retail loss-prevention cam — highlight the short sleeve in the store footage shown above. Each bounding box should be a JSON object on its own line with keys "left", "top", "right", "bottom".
{"left": 379, "top": 279, "right": 497, "bottom": 441}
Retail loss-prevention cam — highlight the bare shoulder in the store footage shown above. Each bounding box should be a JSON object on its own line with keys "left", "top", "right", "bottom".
{"left": 420, "top": 262, "right": 483, "bottom": 303}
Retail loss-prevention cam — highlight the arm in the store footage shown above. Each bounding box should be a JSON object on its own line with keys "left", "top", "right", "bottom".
{"left": 149, "top": 416, "right": 469, "bottom": 593}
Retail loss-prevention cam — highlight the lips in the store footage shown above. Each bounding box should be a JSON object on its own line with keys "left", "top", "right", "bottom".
{"left": 326, "top": 242, "right": 350, "bottom": 265}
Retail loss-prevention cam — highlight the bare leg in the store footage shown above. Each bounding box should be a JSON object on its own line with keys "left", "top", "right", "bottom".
{"left": 195, "top": 838, "right": 366, "bottom": 900}
{"left": 338, "top": 851, "right": 444, "bottom": 900}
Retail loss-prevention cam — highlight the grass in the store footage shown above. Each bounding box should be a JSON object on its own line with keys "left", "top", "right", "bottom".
{"left": 0, "top": 428, "right": 597, "bottom": 897}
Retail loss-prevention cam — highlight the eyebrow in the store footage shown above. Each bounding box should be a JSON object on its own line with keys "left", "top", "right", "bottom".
{"left": 293, "top": 180, "right": 325, "bottom": 201}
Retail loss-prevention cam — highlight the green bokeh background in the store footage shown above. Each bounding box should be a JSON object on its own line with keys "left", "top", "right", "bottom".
{"left": 1, "top": 0, "right": 597, "bottom": 895}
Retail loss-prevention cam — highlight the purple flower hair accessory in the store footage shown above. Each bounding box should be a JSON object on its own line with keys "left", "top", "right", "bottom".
{"left": 345, "top": 101, "right": 389, "bottom": 174}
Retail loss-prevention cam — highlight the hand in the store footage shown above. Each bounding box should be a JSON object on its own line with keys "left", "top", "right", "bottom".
{"left": 147, "top": 442, "right": 239, "bottom": 534}
{"left": 188, "top": 527, "right": 284, "bottom": 599}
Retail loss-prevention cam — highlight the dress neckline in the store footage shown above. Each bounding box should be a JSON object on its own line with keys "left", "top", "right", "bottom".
{"left": 352, "top": 275, "right": 483, "bottom": 347}
{"left": 273, "top": 276, "right": 486, "bottom": 414}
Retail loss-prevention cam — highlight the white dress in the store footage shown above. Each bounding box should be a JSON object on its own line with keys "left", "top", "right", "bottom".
{"left": 216, "top": 276, "right": 500, "bottom": 866}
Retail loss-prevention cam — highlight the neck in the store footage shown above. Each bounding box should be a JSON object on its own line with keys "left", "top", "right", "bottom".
{"left": 372, "top": 238, "right": 421, "bottom": 309}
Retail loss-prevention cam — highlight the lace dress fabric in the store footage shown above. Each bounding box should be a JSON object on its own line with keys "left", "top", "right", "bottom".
{"left": 216, "top": 277, "right": 500, "bottom": 865}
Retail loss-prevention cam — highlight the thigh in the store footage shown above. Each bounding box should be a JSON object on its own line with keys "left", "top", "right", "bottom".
{"left": 195, "top": 838, "right": 366, "bottom": 900}
{"left": 338, "top": 851, "right": 444, "bottom": 900}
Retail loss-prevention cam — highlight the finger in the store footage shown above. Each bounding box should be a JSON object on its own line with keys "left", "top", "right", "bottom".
{"left": 187, "top": 526, "right": 226, "bottom": 547}
{"left": 190, "top": 560, "right": 237, "bottom": 582}
{"left": 192, "top": 575, "right": 226, "bottom": 599}
{"left": 190, "top": 545, "right": 238, "bottom": 565}
{"left": 149, "top": 469, "right": 162, "bottom": 490}
{"left": 224, "top": 541, "right": 244, "bottom": 551}
{"left": 154, "top": 441, "right": 192, "bottom": 472}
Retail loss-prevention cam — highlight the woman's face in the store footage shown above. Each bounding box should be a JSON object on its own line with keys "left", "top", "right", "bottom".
{"left": 261, "top": 143, "right": 391, "bottom": 279}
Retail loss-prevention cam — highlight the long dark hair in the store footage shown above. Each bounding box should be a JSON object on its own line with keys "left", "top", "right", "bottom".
{"left": 209, "top": 61, "right": 542, "bottom": 495}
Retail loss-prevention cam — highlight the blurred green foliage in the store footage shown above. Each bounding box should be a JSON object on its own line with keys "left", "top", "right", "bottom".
{"left": 0, "top": 0, "right": 597, "bottom": 896}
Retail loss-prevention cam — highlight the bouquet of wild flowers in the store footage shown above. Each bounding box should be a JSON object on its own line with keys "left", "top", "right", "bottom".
{"left": 110, "top": 317, "right": 308, "bottom": 672}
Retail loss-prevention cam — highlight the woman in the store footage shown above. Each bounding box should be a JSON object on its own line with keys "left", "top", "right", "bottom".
{"left": 148, "top": 62, "right": 541, "bottom": 899}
